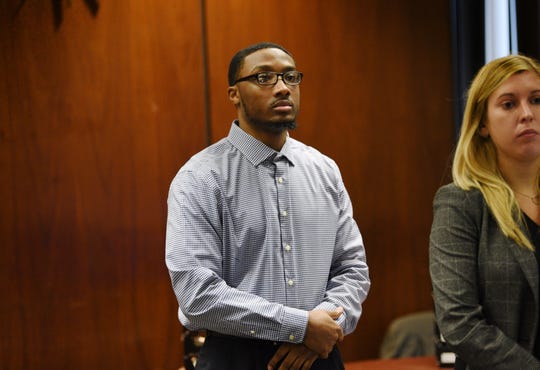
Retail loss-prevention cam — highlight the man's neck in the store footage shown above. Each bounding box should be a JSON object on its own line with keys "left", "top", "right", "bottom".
{"left": 237, "top": 120, "right": 288, "bottom": 151}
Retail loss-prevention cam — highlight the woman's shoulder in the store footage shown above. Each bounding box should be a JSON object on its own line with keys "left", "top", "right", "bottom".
{"left": 432, "top": 183, "right": 488, "bottom": 231}
{"left": 434, "top": 183, "right": 485, "bottom": 208}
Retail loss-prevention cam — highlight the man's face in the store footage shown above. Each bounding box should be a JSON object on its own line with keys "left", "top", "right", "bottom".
{"left": 229, "top": 48, "right": 300, "bottom": 133}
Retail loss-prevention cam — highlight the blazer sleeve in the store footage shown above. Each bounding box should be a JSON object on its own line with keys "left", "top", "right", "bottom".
{"left": 429, "top": 184, "right": 540, "bottom": 370}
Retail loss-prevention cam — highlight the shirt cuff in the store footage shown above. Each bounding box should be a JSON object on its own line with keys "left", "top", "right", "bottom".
{"left": 278, "top": 306, "right": 309, "bottom": 343}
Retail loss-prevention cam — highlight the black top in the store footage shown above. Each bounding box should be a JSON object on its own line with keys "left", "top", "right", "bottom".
{"left": 522, "top": 212, "right": 540, "bottom": 359}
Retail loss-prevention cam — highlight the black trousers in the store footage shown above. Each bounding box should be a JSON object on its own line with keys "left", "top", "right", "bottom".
{"left": 195, "top": 332, "right": 345, "bottom": 370}
{"left": 454, "top": 357, "right": 466, "bottom": 370}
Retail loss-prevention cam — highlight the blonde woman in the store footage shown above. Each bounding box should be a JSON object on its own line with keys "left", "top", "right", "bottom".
{"left": 430, "top": 54, "right": 540, "bottom": 370}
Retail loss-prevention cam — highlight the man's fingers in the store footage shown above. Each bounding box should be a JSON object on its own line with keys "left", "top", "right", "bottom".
{"left": 337, "top": 327, "right": 344, "bottom": 342}
{"left": 276, "top": 345, "right": 318, "bottom": 370}
{"left": 267, "top": 344, "right": 290, "bottom": 370}
{"left": 300, "top": 356, "right": 317, "bottom": 370}
{"left": 319, "top": 351, "right": 330, "bottom": 359}
{"left": 327, "top": 306, "right": 344, "bottom": 320}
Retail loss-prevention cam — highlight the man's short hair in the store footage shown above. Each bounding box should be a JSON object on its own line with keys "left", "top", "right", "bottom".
{"left": 228, "top": 42, "right": 292, "bottom": 86}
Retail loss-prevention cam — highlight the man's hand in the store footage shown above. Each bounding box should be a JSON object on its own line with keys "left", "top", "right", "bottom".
{"left": 303, "top": 307, "right": 344, "bottom": 358}
{"left": 267, "top": 343, "right": 318, "bottom": 370}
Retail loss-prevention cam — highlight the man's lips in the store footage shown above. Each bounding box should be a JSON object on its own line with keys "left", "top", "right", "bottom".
{"left": 272, "top": 100, "right": 293, "bottom": 108}
{"left": 272, "top": 100, "right": 293, "bottom": 112}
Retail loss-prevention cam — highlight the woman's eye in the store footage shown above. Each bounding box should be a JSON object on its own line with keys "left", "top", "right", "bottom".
{"left": 531, "top": 96, "right": 540, "bottom": 105}
{"left": 501, "top": 101, "right": 515, "bottom": 109}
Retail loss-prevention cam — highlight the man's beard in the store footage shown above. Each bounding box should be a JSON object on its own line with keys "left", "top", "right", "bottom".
{"left": 241, "top": 102, "right": 297, "bottom": 134}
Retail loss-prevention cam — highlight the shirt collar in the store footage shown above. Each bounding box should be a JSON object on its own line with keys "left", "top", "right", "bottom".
{"left": 227, "top": 121, "right": 295, "bottom": 167}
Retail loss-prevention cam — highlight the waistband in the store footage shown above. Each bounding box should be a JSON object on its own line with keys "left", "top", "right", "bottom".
{"left": 206, "top": 331, "right": 280, "bottom": 346}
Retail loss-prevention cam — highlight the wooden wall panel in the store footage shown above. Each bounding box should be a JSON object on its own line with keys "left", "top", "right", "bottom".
{"left": 205, "top": 0, "right": 454, "bottom": 361}
{"left": 0, "top": 1, "right": 206, "bottom": 369}
{"left": 1, "top": 0, "right": 456, "bottom": 367}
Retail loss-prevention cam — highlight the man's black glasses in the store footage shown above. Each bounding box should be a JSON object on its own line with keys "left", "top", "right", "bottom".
{"left": 233, "top": 71, "right": 303, "bottom": 86}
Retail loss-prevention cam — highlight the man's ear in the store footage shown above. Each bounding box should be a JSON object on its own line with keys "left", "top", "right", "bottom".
{"left": 228, "top": 86, "right": 240, "bottom": 106}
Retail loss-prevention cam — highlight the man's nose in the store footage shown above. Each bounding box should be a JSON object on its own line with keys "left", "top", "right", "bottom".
{"left": 273, "top": 76, "right": 290, "bottom": 94}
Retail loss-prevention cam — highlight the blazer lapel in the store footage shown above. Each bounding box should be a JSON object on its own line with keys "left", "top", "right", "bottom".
{"left": 509, "top": 239, "right": 539, "bottom": 306}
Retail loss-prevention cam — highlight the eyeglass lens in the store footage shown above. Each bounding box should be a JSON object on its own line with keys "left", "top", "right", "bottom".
{"left": 257, "top": 71, "right": 302, "bottom": 85}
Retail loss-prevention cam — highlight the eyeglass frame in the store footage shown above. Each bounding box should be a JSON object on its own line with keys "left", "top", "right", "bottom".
{"left": 233, "top": 70, "right": 303, "bottom": 86}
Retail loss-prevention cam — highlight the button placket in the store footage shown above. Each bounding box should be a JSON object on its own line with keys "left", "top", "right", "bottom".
{"left": 274, "top": 157, "right": 298, "bottom": 305}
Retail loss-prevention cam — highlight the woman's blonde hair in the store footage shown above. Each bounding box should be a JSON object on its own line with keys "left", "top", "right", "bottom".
{"left": 453, "top": 54, "right": 540, "bottom": 251}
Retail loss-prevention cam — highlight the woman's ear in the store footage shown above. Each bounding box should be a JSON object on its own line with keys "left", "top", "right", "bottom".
{"left": 478, "top": 123, "right": 489, "bottom": 138}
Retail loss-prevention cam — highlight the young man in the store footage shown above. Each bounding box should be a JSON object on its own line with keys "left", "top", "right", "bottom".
{"left": 166, "top": 42, "right": 370, "bottom": 370}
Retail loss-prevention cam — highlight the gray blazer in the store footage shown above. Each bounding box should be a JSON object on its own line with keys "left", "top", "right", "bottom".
{"left": 430, "top": 183, "right": 539, "bottom": 370}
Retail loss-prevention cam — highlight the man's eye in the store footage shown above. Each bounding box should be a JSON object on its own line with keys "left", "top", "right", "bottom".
{"left": 531, "top": 96, "right": 540, "bottom": 105}
{"left": 284, "top": 74, "right": 297, "bottom": 83}
{"left": 257, "top": 73, "right": 272, "bottom": 83}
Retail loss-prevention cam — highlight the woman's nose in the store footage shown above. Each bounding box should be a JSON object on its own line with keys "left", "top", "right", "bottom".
{"left": 519, "top": 102, "right": 534, "bottom": 122}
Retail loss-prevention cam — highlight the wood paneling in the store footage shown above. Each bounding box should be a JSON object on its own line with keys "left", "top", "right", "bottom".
{"left": 0, "top": 1, "right": 206, "bottom": 368}
{"left": 205, "top": 0, "right": 453, "bottom": 361}
{"left": 1, "top": 0, "right": 455, "bottom": 367}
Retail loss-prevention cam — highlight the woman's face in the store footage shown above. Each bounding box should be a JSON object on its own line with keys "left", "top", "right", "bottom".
{"left": 481, "top": 70, "right": 540, "bottom": 166}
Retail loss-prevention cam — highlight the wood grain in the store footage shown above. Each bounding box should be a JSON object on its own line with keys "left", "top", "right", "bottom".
{"left": 1, "top": 0, "right": 454, "bottom": 367}
{"left": 1, "top": 1, "right": 206, "bottom": 368}
{"left": 204, "top": 0, "right": 453, "bottom": 361}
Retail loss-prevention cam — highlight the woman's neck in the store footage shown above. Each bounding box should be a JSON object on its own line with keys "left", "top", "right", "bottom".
{"left": 499, "top": 158, "right": 539, "bottom": 196}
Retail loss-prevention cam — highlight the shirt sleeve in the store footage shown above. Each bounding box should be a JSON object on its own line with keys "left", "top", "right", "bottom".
{"left": 313, "top": 167, "right": 371, "bottom": 335}
{"left": 165, "top": 168, "right": 308, "bottom": 343}
{"left": 429, "top": 185, "right": 540, "bottom": 369}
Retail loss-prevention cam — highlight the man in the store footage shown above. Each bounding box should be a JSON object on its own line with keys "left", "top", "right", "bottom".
{"left": 166, "top": 42, "right": 370, "bottom": 370}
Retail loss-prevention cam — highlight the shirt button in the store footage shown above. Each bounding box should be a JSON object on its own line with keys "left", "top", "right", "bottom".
{"left": 288, "top": 279, "right": 294, "bottom": 286}
{"left": 284, "top": 244, "right": 291, "bottom": 251}
{"left": 289, "top": 334, "right": 295, "bottom": 341}
{"left": 277, "top": 177, "right": 284, "bottom": 183}
{"left": 281, "top": 210, "right": 288, "bottom": 217}
{"left": 250, "top": 330, "right": 255, "bottom": 335}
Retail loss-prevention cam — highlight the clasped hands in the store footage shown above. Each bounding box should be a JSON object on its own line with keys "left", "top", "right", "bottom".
{"left": 267, "top": 307, "right": 344, "bottom": 370}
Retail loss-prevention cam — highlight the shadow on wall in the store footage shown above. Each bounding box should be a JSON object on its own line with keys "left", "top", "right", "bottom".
{"left": 12, "top": 0, "right": 99, "bottom": 29}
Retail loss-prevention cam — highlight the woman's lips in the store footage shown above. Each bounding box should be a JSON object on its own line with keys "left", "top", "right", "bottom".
{"left": 518, "top": 129, "right": 538, "bottom": 138}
